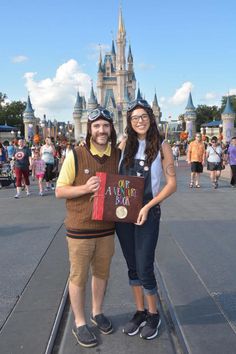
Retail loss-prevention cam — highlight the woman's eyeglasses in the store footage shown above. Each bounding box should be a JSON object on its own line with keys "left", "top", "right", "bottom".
{"left": 131, "top": 114, "right": 149, "bottom": 123}
{"left": 88, "top": 108, "right": 113, "bottom": 122}
{"left": 127, "top": 99, "right": 151, "bottom": 112}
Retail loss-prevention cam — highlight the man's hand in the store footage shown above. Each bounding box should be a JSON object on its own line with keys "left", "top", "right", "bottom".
{"left": 85, "top": 176, "right": 100, "bottom": 193}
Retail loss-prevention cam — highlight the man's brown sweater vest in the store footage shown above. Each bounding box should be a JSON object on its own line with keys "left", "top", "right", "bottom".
{"left": 65, "top": 145, "right": 120, "bottom": 239}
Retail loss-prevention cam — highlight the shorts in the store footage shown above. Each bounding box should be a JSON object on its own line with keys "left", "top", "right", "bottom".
{"left": 191, "top": 161, "right": 203, "bottom": 173}
{"left": 36, "top": 173, "right": 44, "bottom": 179}
{"left": 207, "top": 162, "right": 222, "bottom": 171}
{"left": 67, "top": 235, "right": 114, "bottom": 287}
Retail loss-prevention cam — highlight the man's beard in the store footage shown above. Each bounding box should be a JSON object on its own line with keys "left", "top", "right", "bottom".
{"left": 91, "top": 133, "right": 109, "bottom": 145}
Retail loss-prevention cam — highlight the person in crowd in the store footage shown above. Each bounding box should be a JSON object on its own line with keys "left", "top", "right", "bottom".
{"left": 116, "top": 99, "right": 177, "bottom": 340}
{"left": 206, "top": 136, "right": 223, "bottom": 189}
{"left": 40, "top": 137, "right": 56, "bottom": 191}
{"left": 187, "top": 133, "right": 205, "bottom": 188}
{"left": 6, "top": 141, "right": 16, "bottom": 161}
{"left": 172, "top": 143, "right": 180, "bottom": 167}
{"left": 31, "top": 149, "right": 46, "bottom": 196}
{"left": 55, "top": 107, "right": 120, "bottom": 348}
{"left": 12, "top": 139, "right": 31, "bottom": 198}
{"left": 227, "top": 136, "right": 236, "bottom": 188}
{"left": 0, "top": 142, "right": 8, "bottom": 165}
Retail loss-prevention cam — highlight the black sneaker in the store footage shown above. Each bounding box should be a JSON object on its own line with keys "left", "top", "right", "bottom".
{"left": 90, "top": 313, "right": 113, "bottom": 334}
{"left": 123, "top": 310, "right": 147, "bottom": 336}
{"left": 140, "top": 311, "right": 161, "bottom": 340}
{"left": 72, "top": 324, "right": 97, "bottom": 348}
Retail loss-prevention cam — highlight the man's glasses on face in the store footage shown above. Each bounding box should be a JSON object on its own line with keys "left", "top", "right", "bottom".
{"left": 130, "top": 114, "right": 149, "bottom": 123}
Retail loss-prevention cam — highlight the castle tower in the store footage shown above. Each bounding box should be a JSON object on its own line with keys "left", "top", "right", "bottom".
{"left": 87, "top": 83, "right": 98, "bottom": 111}
{"left": 73, "top": 91, "right": 83, "bottom": 142}
{"left": 152, "top": 92, "right": 162, "bottom": 124}
{"left": 184, "top": 92, "right": 196, "bottom": 139}
{"left": 97, "top": 48, "right": 104, "bottom": 104}
{"left": 111, "top": 39, "right": 116, "bottom": 69}
{"left": 221, "top": 96, "right": 236, "bottom": 143}
{"left": 127, "top": 44, "right": 136, "bottom": 100}
{"left": 116, "top": 7, "right": 126, "bottom": 105}
{"left": 23, "top": 94, "right": 36, "bottom": 142}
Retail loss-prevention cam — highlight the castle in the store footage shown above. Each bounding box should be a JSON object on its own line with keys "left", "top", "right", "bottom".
{"left": 72, "top": 8, "right": 161, "bottom": 141}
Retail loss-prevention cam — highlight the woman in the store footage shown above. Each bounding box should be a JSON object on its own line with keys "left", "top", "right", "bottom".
{"left": 40, "top": 138, "right": 56, "bottom": 191}
{"left": 116, "top": 99, "right": 176, "bottom": 340}
{"left": 227, "top": 136, "right": 236, "bottom": 187}
{"left": 206, "top": 136, "right": 223, "bottom": 189}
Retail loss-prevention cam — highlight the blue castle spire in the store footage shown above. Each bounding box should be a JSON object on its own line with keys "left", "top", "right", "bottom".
{"left": 185, "top": 92, "right": 195, "bottom": 110}
{"left": 24, "top": 95, "right": 34, "bottom": 113}
{"left": 223, "top": 96, "right": 235, "bottom": 114}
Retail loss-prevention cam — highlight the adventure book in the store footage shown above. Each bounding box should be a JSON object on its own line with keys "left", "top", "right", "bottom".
{"left": 92, "top": 172, "right": 144, "bottom": 223}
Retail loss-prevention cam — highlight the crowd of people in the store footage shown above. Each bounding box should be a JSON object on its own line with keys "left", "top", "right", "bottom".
{"left": 0, "top": 138, "right": 74, "bottom": 195}
{"left": 171, "top": 134, "right": 236, "bottom": 189}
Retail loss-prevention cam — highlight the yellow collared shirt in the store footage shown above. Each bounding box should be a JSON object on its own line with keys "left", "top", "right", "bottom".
{"left": 56, "top": 141, "right": 111, "bottom": 187}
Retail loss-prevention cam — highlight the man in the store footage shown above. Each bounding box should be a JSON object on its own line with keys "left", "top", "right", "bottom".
{"left": 187, "top": 133, "right": 205, "bottom": 188}
{"left": 55, "top": 107, "right": 120, "bottom": 348}
{"left": 13, "top": 139, "right": 32, "bottom": 198}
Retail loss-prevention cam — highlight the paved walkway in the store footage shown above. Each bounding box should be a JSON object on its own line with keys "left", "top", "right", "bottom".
{"left": 1, "top": 161, "right": 236, "bottom": 354}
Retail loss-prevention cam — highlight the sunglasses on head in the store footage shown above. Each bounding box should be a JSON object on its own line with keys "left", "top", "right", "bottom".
{"left": 88, "top": 108, "right": 113, "bottom": 122}
{"left": 127, "top": 99, "right": 151, "bottom": 112}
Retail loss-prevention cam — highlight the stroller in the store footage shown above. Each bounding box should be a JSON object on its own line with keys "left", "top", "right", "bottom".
{"left": 0, "top": 162, "right": 16, "bottom": 188}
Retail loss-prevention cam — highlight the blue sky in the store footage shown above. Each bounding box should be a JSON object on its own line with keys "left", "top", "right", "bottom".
{"left": 1, "top": 0, "right": 235, "bottom": 122}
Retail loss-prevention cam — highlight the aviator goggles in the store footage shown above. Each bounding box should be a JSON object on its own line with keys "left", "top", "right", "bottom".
{"left": 88, "top": 108, "right": 113, "bottom": 122}
{"left": 127, "top": 99, "right": 151, "bottom": 112}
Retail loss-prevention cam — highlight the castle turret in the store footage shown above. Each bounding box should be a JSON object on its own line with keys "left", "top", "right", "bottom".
{"left": 127, "top": 44, "right": 136, "bottom": 100}
{"left": 221, "top": 96, "right": 236, "bottom": 143}
{"left": 136, "top": 87, "right": 143, "bottom": 100}
{"left": 184, "top": 92, "right": 196, "bottom": 139}
{"left": 87, "top": 83, "right": 98, "bottom": 110}
{"left": 152, "top": 92, "right": 162, "bottom": 124}
{"left": 111, "top": 39, "right": 116, "bottom": 68}
{"left": 97, "top": 47, "right": 104, "bottom": 104}
{"left": 116, "top": 7, "right": 126, "bottom": 105}
{"left": 23, "top": 95, "right": 36, "bottom": 142}
{"left": 73, "top": 91, "right": 83, "bottom": 142}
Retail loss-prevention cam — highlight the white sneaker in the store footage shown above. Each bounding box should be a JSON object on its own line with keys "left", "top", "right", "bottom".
{"left": 14, "top": 194, "right": 20, "bottom": 199}
{"left": 39, "top": 192, "right": 44, "bottom": 196}
{"left": 26, "top": 192, "right": 31, "bottom": 196}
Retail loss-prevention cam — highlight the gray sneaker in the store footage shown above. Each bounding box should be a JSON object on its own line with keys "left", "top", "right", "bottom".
{"left": 72, "top": 324, "right": 97, "bottom": 348}
{"left": 90, "top": 313, "right": 113, "bottom": 334}
{"left": 123, "top": 310, "right": 147, "bottom": 336}
{"left": 140, "top": 312, "right": 161, "bottom": 340}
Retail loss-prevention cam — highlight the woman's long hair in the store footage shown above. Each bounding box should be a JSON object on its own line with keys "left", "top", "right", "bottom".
{"left": 123, "top": 106, "right": 162, "bottom": 169}
{"left": 85, "top": 120, "right": 117, "bottom": 149}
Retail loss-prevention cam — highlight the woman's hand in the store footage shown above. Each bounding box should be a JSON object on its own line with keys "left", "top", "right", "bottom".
{"left": 135, "top": 205, "right": 149, "bottom": 226}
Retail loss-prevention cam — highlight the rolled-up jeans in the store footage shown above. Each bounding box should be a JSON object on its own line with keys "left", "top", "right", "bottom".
{"left": 115, "top": 204, "right": 161, "bottom": 295}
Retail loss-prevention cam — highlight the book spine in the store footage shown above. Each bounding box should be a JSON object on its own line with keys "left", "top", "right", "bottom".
{"left": 92, "top": 172, "right": 107, "bottom": 220}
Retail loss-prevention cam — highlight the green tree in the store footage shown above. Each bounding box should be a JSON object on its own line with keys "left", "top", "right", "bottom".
{"left": 195, "top": 105, "right": 221, "bottom": 131}
{"left": 0, "top": 100, "right": 26, "bottom": 134}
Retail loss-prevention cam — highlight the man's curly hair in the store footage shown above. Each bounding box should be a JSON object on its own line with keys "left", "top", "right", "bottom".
{"left": 123, "top": 106, "right": 162, "bottom": 169}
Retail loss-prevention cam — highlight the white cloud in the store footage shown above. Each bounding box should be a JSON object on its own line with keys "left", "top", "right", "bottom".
{"left": 87, "top": 43, "right": 110, "bottom": 61}
{"left": 23, "top": 59, "right": 91, "bottom": 120}
{"left": 205, "top": 92, "right": 217, "bottom": 100}
{"left": 229, "top": 88, "right": 236, "bottom": 95}
{"left": 12, "top": 55, "right": 29, "bottom": 63}
{"left": 138, "top": 63, "right": 155, "bottom": 71}
{"left": 169, "top": 81, "right": 194, "bottom": 105}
